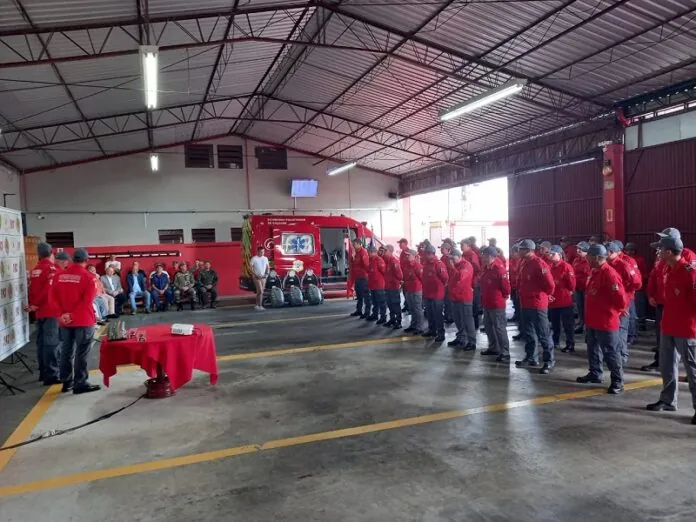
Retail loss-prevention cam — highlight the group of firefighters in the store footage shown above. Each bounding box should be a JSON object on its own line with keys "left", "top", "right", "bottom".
{"left": 349, "top": 227, "right": 696, "bottom": 424}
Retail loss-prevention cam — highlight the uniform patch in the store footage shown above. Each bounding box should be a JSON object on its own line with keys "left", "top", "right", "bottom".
{"left": 675, "top": 288, "right": 681, "bottom": 296}
{"left": 611, "top": 284, "right": 619, "bottom": 291}
{"left": 541, "top": 269, "right": 547, "bottom": 274}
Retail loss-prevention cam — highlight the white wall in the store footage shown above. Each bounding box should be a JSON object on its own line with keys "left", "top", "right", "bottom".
{"left": 625, "top": 108, "right": 696, "bottom": 151}
{"left": 22, "top": 136, "right": 401, "bottom": 246}
{"left": 0, "top": 163, "right": 21, "bottom": 211}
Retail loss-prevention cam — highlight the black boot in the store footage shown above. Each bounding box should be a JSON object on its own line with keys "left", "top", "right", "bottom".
{"left": 366, "top": 314, "right": 378, "bottom": 322}
{"left": 177, "top": 302, "right": 183, "bottom": 311}
{"left": 350, "top": 311, "right": 362, "bottom": 317}
{"left": 190, "top": 301, "right": 195, "bottom": 311}
{"left": 574, "top": 326, "right": 584, "bottom": 334}
{"left": 392, "top": 322, "right": 402, "bottom": 330}
{"left": 376, "top": 316, "right": 387, "bottom": 325}
{"left": 512, "top": 334, "right": 523, "bottom": 341}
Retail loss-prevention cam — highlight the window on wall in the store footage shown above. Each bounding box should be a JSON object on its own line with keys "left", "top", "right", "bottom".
{"left": 218, "top": 145, "right": 243, "bottom": 169}
{"left": 45, "top": 232, "right": 74, "bottom": 248}
{"left": 158, "top": 229, "right": 184, "bottom": 244}
{"left": 185, "top": 144, "right": 214, "bottom": 168}
{"left": 255, "top": 146, "right": 287, "bottom": 169}
{"left": 192, "top": 228, "right": 216, "bottom": 243}
{"left": 230, "top": 227, "right": 243, "bottom": 241}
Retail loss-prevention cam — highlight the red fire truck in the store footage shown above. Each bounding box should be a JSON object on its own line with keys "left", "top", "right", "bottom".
{"left": 239, "top": 214, "right": 379, "bottom": 305}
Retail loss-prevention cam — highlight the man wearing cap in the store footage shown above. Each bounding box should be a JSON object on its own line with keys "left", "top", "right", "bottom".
{"left": 646, "top": 236, "right": 696, "bottom": 424}
{"left": 367, "top": 246, "right": 387, "bottom": 324}
{"left": 509, "top": 245, "right": 521, "bottom": 323}
{"left": 446, "top": 249, "right": 476, "bottom": 350}
{"left": 398, "top": 238, "right": 410, "bottom": 314}
{"left": 561, "top": 237, "right": 577, "bottom": 265}
{"left": 539, "top": 241, "right": 553, "bottom": 265}
{"left": 384, "top": 245, "right": 404, "bottom": 329}
{"left": 515, "top": 239, "right": 556, "bottom": 374}
{"left": 349, "top": 238, "right": 370, "bottom": 318}
{"left": 422, "top": 244, "right": 449, "bottom": 342}
{"left": 55, "top": 251, "right": 70, "bottom": 270}
{"left": 49, "top": 249, "right": 100, "bottom": 394}
{"left": 606, "top": 241, "right": 642, "bottom": 363}
{"left": 27, "top": 242, "right": 62, "bottom": 385}
{"left": 548, "top": 245, "right": 577, "bottom": 353}
{"left": 440, "top": 239, "right": 455, "bottom": 324}
{"left": 460, "top": 239, "right": 482, "bottom": 329}
{"left": 588, "top": 236, "right": 599, "bottom": 246}
{"left": 480, "top": 246, "right": 511, "bottom": 361}
{"left": 572, "top": 242, "right": 592, "bottom": 335}
{"left": 403, "top": 249, "right": 424, "bottom": 335}
{"left": 624, "top": 242, "right": 648, "bottom": 334}
{"left": 576, "top": 244, "right": 627, "bottom": 394}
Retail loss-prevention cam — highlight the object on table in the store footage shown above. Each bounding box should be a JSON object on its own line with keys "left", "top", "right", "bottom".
{"left": 171, "top": 323, "right": 194, "bottom": 336}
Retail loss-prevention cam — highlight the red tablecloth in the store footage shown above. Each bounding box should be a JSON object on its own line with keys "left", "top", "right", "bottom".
{"left": 100, "top": 324, "right": 218, "bottom": 390}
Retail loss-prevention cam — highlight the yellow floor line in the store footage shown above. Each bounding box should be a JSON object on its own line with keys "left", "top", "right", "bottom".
{"left": 0, "top": 378, "right": 661, "bottom": 498}
{"left": 0, "top": 384, "right": 62, "bottom": 473}
{"left": 211, "top": 313, "right": 346, "bottom": 328}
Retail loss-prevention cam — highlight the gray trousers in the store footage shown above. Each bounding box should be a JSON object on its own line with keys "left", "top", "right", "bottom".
{"left": 424, "top": 298, "right": 444, "bottom": 336}
{"left": 36, "top": 317, "right": 61, "bottom": 381}
{"left": 574, "top": 290, "right": 585, "bottom": 327}
{"left": 520, "top": 308, "right": 554, "bottom": 363}
{"left": 659, "top": 335, "right": 696, "bottom": 409}
{"left": 484, "top": 308, "right": 510, "bottom": 356}
{"left": 406, "top": 292, "right": 424, "bottom": 331}
{"left": 452, "top": 301, "right": 476, "bottom": 345}
{"left": 355, "top": 278, "right": 369, "bottom": 316}
{"left": 59, "top": 326, "right": 95, "bottom": 389}
{"left": 386, "top": 289, "right": 402, "bottom": 324}
{"left": 586, "top": 328, "right": 623, "bottom": 385}
{"left": 619, "top": 313, "right": 629, "bottom": 363}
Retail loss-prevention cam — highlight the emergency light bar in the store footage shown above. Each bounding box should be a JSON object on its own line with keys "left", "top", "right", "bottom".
{"left": 440, "top": 79, "right": 527, "bottom": 122}
{"left": 327, "top": 161, "right": 357, "bottom": 176}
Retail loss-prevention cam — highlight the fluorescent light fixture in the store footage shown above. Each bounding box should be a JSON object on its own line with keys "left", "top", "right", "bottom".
{"left": 440, "top": 79, "right": 527, "bottom": 122}
{"left": 140, "top": 45, "right": 159, "bottom": 109}
{"left": 150, "top": 153, "right": 159, "bottom": 172}
{"left": 327, "top": 161, "right": 356, "bottom": 176}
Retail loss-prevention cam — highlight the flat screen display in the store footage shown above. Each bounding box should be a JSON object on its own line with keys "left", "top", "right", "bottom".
{"left": 291, "top": 179, "right": 318, "bottom": 198}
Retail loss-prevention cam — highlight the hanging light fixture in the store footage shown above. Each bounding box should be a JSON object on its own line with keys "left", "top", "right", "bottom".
{"left": 327, "top": 161, "right": 357, "bottom": 176}
{"left": 149, "top": 153, "right": 159, "bottom": 172}
{"left": 140, "top": 45, "right": 159, "bottom": 110}
{"left": 440, "top": 79, "right": 527, "bottom": 122}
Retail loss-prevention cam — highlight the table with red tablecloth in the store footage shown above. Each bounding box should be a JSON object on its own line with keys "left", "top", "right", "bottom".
{"left": 100, "top": 324, "right": 218, "bottom": 395}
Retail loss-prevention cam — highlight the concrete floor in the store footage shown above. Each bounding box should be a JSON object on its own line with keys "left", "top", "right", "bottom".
{"left": 1, "top": 299, "right": 695, "bottom": 521}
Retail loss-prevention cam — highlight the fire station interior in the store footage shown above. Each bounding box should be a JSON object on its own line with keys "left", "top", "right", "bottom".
{"left": 2, "top": 1, "right": 696, "bottom": 521}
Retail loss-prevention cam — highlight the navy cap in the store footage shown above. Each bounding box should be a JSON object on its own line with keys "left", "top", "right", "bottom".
{"left": 657, "top": 227, "right": 681, "bottom": 239}
{"left": 425, "top": 244, "right": 437, "bottom": 254}
{"left": 55, "top": 251, "right": 70, "bottom": 261}
{"left": 481, "top": 246, "right": 498, "bottom": 257}
{"left": 441, "top": 238, "right": 454, "bottom": 246}
{"left": 540, "top": 241, "right": 552, "bottom": 249}
{"left": 624, "top": 242, "right": 637, "bottom": 251}
{"left": 576, "top": 241, "right": 590, "bottom": 252}
{"left": 588, "top": 244, "right": 608, "bottom": 257}
{"left": 37, "top": 242, "right": 52, "bottom": 258}
{"left": 613, "top": 240, "right": 624, "bottom": 250}
{"left": 450, "top": 249, "right": 462, "bottom": 257}
{"left": 519, "top": 239, "right": 536, "bottom": 250}
{"left": 607, "top": 241, "right": 622, "bottom": 253}
{"left": 407, "top": 249, "right": 417, "bottom": 256}
{"left": 658, "top": 236, "right": 684, "bottom": 252}
{"left": 549, "top": 245, "right": 563, "bottom": 255}
{"left": 368, "top": 245, "right": 378, "bottom": 253}
{"left": 72, "top": 248, "right": 89, "bottom": 262}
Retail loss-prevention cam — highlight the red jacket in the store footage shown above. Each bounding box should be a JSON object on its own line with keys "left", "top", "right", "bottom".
{"left": 447, "top": 259, "right": 474, "bottom": 303}
{"left": 607, "top": 255, "right": 642, "bottom": 301}
{"left": 517, "top": 254, "right": 555, "bottom": 309}
{"left": 384, "top": 255, "right": 403, "bottom": 290}
{"left": 399, "top": 249, "right": 409, "bottom": 272}
{"left": 29, "top": 258, "right": 60, "bottom": 319}
{"left": 564, "top": 245, "right": 578, "bottom": 265}
{"left": 509, "top": 257, "right": 520, "bottom": 290}
{"left": 367, "top": 255, "right": 386, "bottom": 290}
{"left": 585, "top": 262, "right": 627, "bottom": 331}
{"left": 549, "top": 260, "right": 576, "bottom": 309}
{"left": 661, "top": 257, "right": 696, "bottom": 338}
{"left": 49, "top": 263, "right": 98, "bottom": 327}
{"left": 402, "top": 258, "right": 423, "bottom": 293}
{"left": 648, "top": 259, "right": 668, "bottom": 305}
{"left": 626, "top": 253, "right": 648, "bottom": 285}
{"left": 480, "top": 260, "right": 511, "bottom": 309}
{"left": 463, "top": 249, "right": 481, "bottom": 284}
{"left": 422, "top": 257, "right": 449, "bottom": 300}
{"left": 351, "top": 247, "right": 369, "bottom": 280}
{"left": 572, "top": 256, "right": 591, "bottom": 292}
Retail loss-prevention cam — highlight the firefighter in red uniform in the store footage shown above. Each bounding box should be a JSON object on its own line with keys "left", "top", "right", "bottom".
{"left": 446, "top": 249, "right": 476, "bottom": 350}
{"left": 572, "top": 242, "right": 592, "bottom": 334}
{"left": 27, "top": 242, "right": 62, "bottom": 385}
{"left": 49, "top": 249, "right": 100, "bottom": 394}
{"left": 480, "top": 246, "right": 511, "bottom": 362}
{"left": 625, "top": 242, "right": 648, "bottom": 333}
{"left": 403, "top": 249, "right": 425, "bottom": 335}
{"left": 422, "top": 244, "right": 449, "bottom": 342}
{"left": 548, "top": 245, "right": 576, "bottom": 353}
{"left": 509, "top": 245, "right": 521, "bottom": 323}
{"left": 384, "top": 245, "right": 404, "bottom": 329}
{"left": 646, "top": 236, "right": 696, "bottom": 425}
{"left": 440, "top": 239, "right": 455, "bottom": 324}
{"left": 576, "top": 244, "right": 627, "bottom": 394}
{"left": 515, "top": 239, "right": 556, "bottom": 374}
{"left": 367, "top": 246, "right": 387, "bottom": 324}
{"left": 606, "top": 241, "right": 642, "bottom": 363}
{"left": 398, "top": 238, "right": 410, "bottom": 314}
{"left": 349, "top": 238, "right": 370, "bottom": 318}
{"left": 460, "top": 239, "right": 482, "bottom": 329}
{"left": 561, "top": 237, "right": 578, "bottom": 265}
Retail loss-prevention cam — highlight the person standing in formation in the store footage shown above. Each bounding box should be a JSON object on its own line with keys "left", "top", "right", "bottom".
{"left": 402, "top": 249, "right": 424, "bottom": 335}
{"left": 624, "top": 242, "right": 648, "bottom": 332}
{"left": 367, "top": 246, "right": 387, "bottom": 324}
{"left": 384, "top": 245, "right": 403, "bottom": 329}
{"left": 509, "top": 245, "right": 521, "bottom": 323}
{"left": 606, "top": 241, "right": 642, "bottom": 363}
{"left": 422, "top": 244, "right": 449, "bottom": 343}
{"left": 479, "top": 246, "right": 511, "bottom": 362}
{"left": 349, "top": 238, "right": 370, "bottom": 318}
{"left": 398, "top": 238, "right": 411, "bottom": 314}
{"left": 572, "top": 242, "right": 591, "bottom": 335}
{"left": 460, "top": 239, "right": 482, "bottom": 329}
{"left": 440, "top": 239, "right": 455, "bottom": 324}
{"left": 548, "top": 245, "right": 577, "bottom": 353}
{"left": 446, "top": 249, "right": 476, "bottom": 351}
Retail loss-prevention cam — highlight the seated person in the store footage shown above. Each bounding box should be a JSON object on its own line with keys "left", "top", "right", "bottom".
{"left": 93, "top": 299, "right": 108, "bottom": 326}
{"left": 101, "top": 266, "right": 127, "bottom": 316}
{"left": 126, "top": 261, "right": 151, "bottom": 315}
{"left": 150, "top": 264, "right": 172, "bottom": 312}
{"left": 87, "top": 265, "right": 115, "bottom": 318}
{"left": 173, "top": 261, "right": 197, "bottom": 311}
{"left": 104, "top": 255, "right": 122, "bottom": 274}
{"left": 197, "top": 261, "right": 219, "bottom": 309}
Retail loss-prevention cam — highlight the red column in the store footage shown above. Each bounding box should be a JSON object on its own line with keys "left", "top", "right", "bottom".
{"left": 602, "top": 143, "right": 625, "bottom": 241}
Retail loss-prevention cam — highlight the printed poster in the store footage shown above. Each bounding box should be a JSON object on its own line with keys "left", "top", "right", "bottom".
{"left": 0, "top": 208, "right": 29, "bottom": 361}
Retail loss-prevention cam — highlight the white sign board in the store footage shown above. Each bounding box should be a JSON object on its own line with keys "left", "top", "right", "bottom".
{"left": 0, "top": 207, "right": 29, "bottom": 362}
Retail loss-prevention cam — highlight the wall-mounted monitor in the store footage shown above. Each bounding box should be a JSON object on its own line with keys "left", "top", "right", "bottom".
{"left": 291, "top": 179, "right": 319, "bottom": 198}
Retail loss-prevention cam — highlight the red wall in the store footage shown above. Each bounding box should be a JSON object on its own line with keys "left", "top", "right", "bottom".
{"left": 64, "top": 242, "right": 245, "bottom": 297}
{"left": 508, "top": 160, "right": 602, "bottom": 245}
